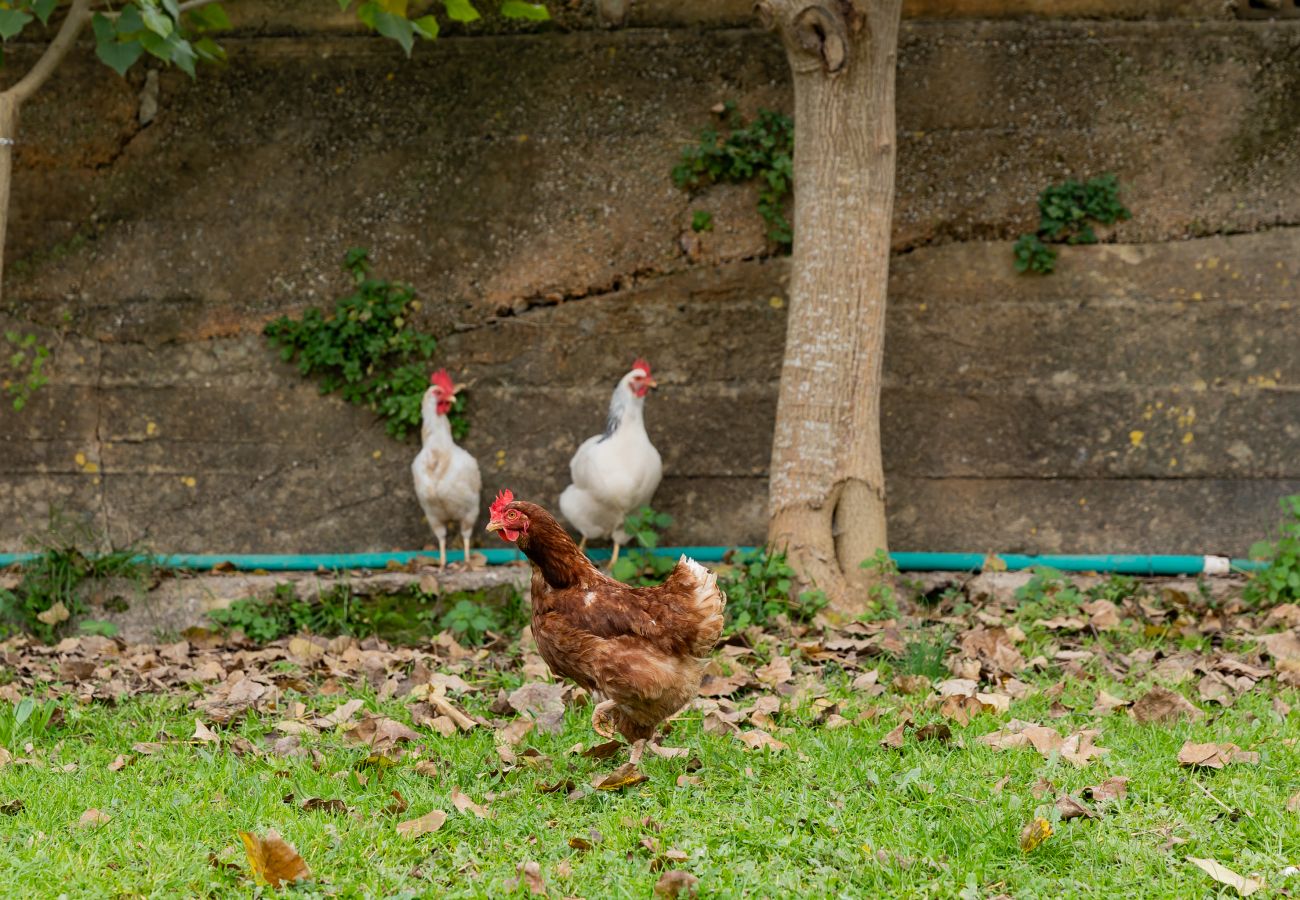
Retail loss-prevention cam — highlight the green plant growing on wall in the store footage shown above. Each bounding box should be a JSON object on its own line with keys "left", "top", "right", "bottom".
{"left": 1014, "top": 174, "right": 1131, "bottom": 274}
{"left": 672, "top": 101, "right": 794, "bottom": 249}
{"left": 610, "top": 506, "right": 678, "bottom": 586}
{"left": 1245, "top": 495, "right": 1300, "bottom": 605}
{"left": 264, "top": 249, "right": 466, "bottom": 440}
{"left": 3, "top": 330, "right": 48, "bottom": 410}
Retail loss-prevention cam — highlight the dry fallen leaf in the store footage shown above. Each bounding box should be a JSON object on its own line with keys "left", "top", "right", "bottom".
{"left": 300, "top": 797, "right": 348, "bottom": 815}
{"left": 451, "top": 787, "right": 491, "bottom": 819}
{"left": 513, "top": 860, "right": 546, "bottom": 896}
{"left": 107, "top": 754, "right": 130, "bottom": 772}
{"left": 1131, "top": 686, "right": 1204, "bottom": 724}
{"left": 1083, "top": 776, "right": 1129, "bottom": 803}
{"left": 880, "top": 721, "right": 908, "bottom": 750}
{"left": 1188, "top": 857, "right": 1263, "bottom": 896}
{"left": 1091, "top": 690, "right": 1129, "bottom": 716}
{"left": 238, "top": 829, "right": 310, "bottom": 887}
{"left": 592, "top": 763, "right": 648, "bottom": 791}
{"left": 192, "top": 719, "right": 220, "bottom": 744}
{"left": 737, "top": 729, "right": 788, "bottom": 752}
{"left": 1019, "top": 817, "right": 1052, "bottom": 852}
{"left": 344, "top": 715, "right": 421, "bottom": 752}
{"left": 396, "top": 809, "right": 447, "bottom": 838}
{"left": 1176, "top": 741, "right": 1259, "bottom": 769}
{"left": 581, "top": 739, "right": 623, "bottom": 760}
{"left": 77, "top": 808, "right": 111, "bottom": 828}
{"left": 654, "top": 869, "right": 700, "bottom": 898}
{"left": 1055, "top": 794, "right": 1096, "bottom": 821}
{"left": 36, "top": 602, "right": 70, "bottom": 626}
{"left": 413, "top": 760, "right": 438, "bottom": 779}
{"left": 1287, "top": 790, "right": 1300, "bottom": 813}
{"left": 1, "top": 799, "right": 24, "bottom": 815}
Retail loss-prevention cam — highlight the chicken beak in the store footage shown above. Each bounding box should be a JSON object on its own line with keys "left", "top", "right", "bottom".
{"left": 485, "top": 521, "right": 503, "bottom": 533}
{"left": 645, "top": 376, "right": 658, "bottom": 390}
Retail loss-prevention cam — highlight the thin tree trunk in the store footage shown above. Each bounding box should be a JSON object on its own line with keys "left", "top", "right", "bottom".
{"left": 757, "top": 0, "right": 902, "bottom": 614}
{"left": 0, "top": 0, "right": 92, "bottom": 303}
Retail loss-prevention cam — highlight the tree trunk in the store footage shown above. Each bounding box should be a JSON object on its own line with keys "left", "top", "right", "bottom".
{"left": 0, "top": 0, "right": 92, "bottom": 304}
{"left": 758, "top": 0, "right": 902, "bottom": 614}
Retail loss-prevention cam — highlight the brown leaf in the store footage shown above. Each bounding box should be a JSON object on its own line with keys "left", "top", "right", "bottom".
{"left": 1055, "top": 794, "right": 1096, "bottom": 821}
{"left": 1, "top": 799, "right": 23, "bottom": 815}
{"left": 654, "top": 869, "right": 700, "bottom": 898}
{"left": 192, "top": 719, "right": 220, "bottom": 744}
{"left": 396, "top": 809, "right": 447, "bottom": 838}
{"left": 1083, "top": 776, "right": 1129, "bottom": 803}
{"left": 314, "top": 698, "right": 365, "bottom": 728}
{"left": 914, "top": 723, "right": 952, "bottom": 743}
{"left": 1187, "top": 857, "right": 1263, "bottom": 896}
{"left": 880, "top": 722, "right": 907, "bottom": 750}
{"left": 513, "top": 861, "right": 546, "bottom": 895}
{"left": 413, "top": 760, "right": 439, "bottom": 779}
{"left": 508, "top": 682, "right": 568, "bottom": 734}
{"left": 77, "top": 808, "right": 111, "bottom": 828}
{"left": 1130, "top": 686, "right": 1204, "bottom": 724}
{"left": 1286, "top": 790, "right": 1300, "bottom": 813}
{"left": 1091, "top": 690, "right": 1129, "bottom": 716}
{"left": 36, "top": 602, "right": 70, "bottom": 626}
{"left": 238, "top": 829, "right": 310, "bottom": 887}
{"left": 537, "top": 777, "right": 576, "bottom": 794}
{"left": 450, "top": 786, "right": 491, "bottom": 819}
{"left": 755, "top": 655, "right": 793, "bottom": 686}
{"left": 592, "top": 762, "right": 648, "bottom": 791}
{"left": 107, "top": 754, "right": 130, "bottom": 772}
{"left": 497, "top": 718, "right": 535, "bottom": 748}
{"left": 1177, "top": 741, "right": 1259, "bottom": 769}
{"left": 344, "top": 714, "right": 421, "bottom": 752}
{"left": 892, "top": 674, "right": 931, "bottom": 695}
{"left": 697, "top": 672, "right": 751, "bottom": 697}
{"left": 300, "top": 798, "right": 348, "bottom": 815}
{"left": 1018, "top": 817, "right": 1052, "bottom": 852}
{"left": 384, "top": 790, "right": 408, "bottom": 816}
{"left": 737, "top": 729, "right": 788, "bottom": 752}
{"left": 580, "top": 739, "right": 623, "bottom": 760}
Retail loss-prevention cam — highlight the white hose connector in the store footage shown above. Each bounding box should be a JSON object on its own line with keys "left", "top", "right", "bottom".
{"left": 1202, "top": 556, "right": 1232, "bottom": 575}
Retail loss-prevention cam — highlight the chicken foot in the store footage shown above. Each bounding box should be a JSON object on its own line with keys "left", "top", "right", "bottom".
{"left": 461, "top": 533, "right": 478, "bottom": 570}
{"left": 437, "top": 534, "right": 447, "bottom": 569}
{"left": 609, "top": 540, "right": 622, "bottom": 570}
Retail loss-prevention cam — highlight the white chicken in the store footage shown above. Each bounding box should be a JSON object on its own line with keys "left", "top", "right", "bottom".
{"left": 411, "top": 369, "right": 481, "bottom": 568}
{"left": 559, "top": 358, "right": 662, "bottom": 567}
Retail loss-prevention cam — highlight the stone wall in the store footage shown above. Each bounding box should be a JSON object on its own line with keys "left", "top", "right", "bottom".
{"left": 1, "top": 12, "right": 1298, "bottom": 556}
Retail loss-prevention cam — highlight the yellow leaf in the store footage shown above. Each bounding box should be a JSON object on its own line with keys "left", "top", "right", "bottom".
{"left": 238, "top": 829, "right": 310, "bottom": 887}
{"left": 1019, "top": 817, "right": 1052, "bottom": 852}
{"left": 396, "top": 808, "right": 447, "bottom": 838}
{"left": 592, "top": 762, "right": 649, "bottom": 791}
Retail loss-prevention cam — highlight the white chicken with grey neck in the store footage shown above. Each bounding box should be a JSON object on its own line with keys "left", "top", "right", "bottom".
{"left": 412, "top": 369, "right": 481, "bottom": 568}
{"left": 559, "top": 358, "right": 662, "bottom": 568}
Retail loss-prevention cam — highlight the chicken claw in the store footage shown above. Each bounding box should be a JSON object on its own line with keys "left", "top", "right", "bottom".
{"left": 628, "top": 739, "right": 647, "bottom": 766}
{"left": 591, "top": 699, "right": 618, "bottom": 739}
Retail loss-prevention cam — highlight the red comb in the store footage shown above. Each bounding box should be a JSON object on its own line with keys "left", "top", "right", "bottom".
{"left": 489, "top": 489, "right": 514, "bottom": 521}
{"left": 631, "top": 358, "right": 651, "bottom": 376}
{"left": 430, "top": 369, "right": 456, "bottom": 393}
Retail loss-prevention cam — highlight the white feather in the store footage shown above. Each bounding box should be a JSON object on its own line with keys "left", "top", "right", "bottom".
{"left": 559, "top": 369, "right": 662, "bottom": 542}
{"left": 411, "top": 389, "right": 481, "bottom": 541}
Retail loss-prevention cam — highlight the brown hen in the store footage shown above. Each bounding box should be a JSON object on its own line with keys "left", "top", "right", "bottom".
{"left": 486, "top": 490, "right": 725, "bottom": 748}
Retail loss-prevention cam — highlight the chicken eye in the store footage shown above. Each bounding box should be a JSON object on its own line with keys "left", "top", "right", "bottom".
{"left": 506, "top": 510, "right": 518, "bottom": 520}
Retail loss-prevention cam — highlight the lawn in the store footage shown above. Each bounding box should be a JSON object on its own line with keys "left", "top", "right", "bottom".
{"left": 0, "top": 571, "right": 1297, "bottom": 898}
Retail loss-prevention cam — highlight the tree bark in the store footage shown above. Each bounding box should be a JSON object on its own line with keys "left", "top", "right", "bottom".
{"left": 758, "top": 0, "right": 902, "bottom": 614}
{"left": 0, "top": 0, "right": 92, "bottom": 302}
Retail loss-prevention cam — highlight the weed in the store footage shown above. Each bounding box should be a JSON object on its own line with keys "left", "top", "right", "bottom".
{"left": 1014, "top": 174, "right": 1131, "bottom": 274}
{"left": 858, "top": 549, "right": 901, "bottom": 622}
{"left": 435, "top": 586, "right": 528, "bottom": 646}
{"left": 610, "top": 507, "right": 678, "bottom": 587}
{"left": 897, "top": 637, "right": 949, "bottom": 679}
{"left": 720, "top": 547, "right": 825, "bottom": 631}
{"left": 264, "top": 248, "right": 465, "bottom": 441}
{"left": 3, "top": 330, "right": 50, "bottom": 411}
{"left": 0, "top": 696, "right": 60, "bottom": 751}
{"left": 1012, "top": 566, "right": 1084, "bottom": 620}
{"left": 1245, "top": 495, "right": 1300, "bottom": 605}
{"left": 0, "top": 520, "right": 150, "bottom": 642}
{"left": 690, "top": 210, "right": 714, "bottom": 233}
{"left": 672, "top": 102, "right": 794, "bottom": 249}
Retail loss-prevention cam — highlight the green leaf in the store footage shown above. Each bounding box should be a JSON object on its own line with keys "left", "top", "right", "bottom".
{"left": 116, "top": 5, "right": 145, "bottom": 36}
{"left": 193, "top": 36, "right": 226, "bottom": 62}
{"left": 167, "top": 34, "right": 197, "bottom": 76}
{"left": 499, "top": 0, "right": 549, "bottom": 20}
{"left": 93, "top": 14, "right": 145, "bottom": 76}
{"left": 161, "top": 0, "right": 181, "bottom": 20}
{"left": 443, "top": 0, "right": 480, "bottom": 21}
{"left": 141, "top": 6, "right": 174, "bottom": 38}
{"left": 411, "top": 14, "right": 439, "bottom": 38}
{"left": 186, "top": 3, "right": 232, "bottom": 31}
{"left": 0, "top": 8, "right": 33, "bottom": 40}
{"left": 32, "top": 0, "right": 57, "bottom": 26}
{"left": 338, "top": 0, "right": 353, "bottom": 9}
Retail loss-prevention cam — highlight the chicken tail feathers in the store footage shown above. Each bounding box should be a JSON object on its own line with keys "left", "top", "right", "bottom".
{"left": 673, "top": 555, "right": 726, "bottom": 658}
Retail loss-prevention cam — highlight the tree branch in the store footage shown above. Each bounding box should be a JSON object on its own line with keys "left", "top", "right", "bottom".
{"left": 5, "top": 0, "right": 93, "bottom": 105}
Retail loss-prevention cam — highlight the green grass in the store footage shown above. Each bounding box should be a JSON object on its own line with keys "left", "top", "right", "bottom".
{"left": 0, "top": 656, "right": 1296, "bottom": 898}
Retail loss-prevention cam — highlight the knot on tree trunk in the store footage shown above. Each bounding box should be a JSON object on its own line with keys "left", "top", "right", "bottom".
{"left": 754, "top": 0, "right": 854, "bottom": 74}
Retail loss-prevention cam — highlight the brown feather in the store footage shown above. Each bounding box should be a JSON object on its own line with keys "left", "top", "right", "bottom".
{"left": 503, "top": 500, "right": 725, "bottom": 743}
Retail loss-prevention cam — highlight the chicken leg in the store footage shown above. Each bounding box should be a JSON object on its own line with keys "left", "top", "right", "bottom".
{"left": 437, "top": 533, "right": 447, "bottom": 569}
{"left": 461, "top": 532, "right": 477, "bottom": 570}
{"left": 609, "top": 540, "right": 622, "bottom": 570}
{"left": 577, "top": 536, "right": 587, "bottom": 554}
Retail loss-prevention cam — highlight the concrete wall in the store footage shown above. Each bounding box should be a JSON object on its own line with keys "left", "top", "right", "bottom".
{"left": 1, "top": 13, "right": 1298, "bottom": 556}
